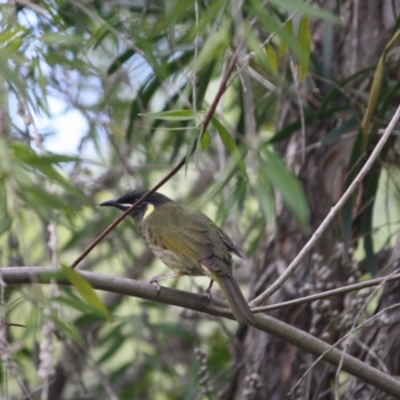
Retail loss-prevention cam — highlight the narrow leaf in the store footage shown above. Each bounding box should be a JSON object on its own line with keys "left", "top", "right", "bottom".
{"left": 268, "top": 106, "right": 346, "bottom": 144}
{"left": 107, "top": 49, "right": 136, "bottom": 75}
{"left": 267, "top": 0, "right": 339, "bottom": 23}
{"left": 266, "top": 44, "right": 278, "bottom": 75}
{"left": 12, "top": 144, "right": 81, "bottom": 165}
{"left": 322, "top": 117, "right": 358, "bottom": 144}
{"left": 201, "top": 131, "right": 211, "bottom": 150}
{"left": 262, "top": 148, "right": 309, "bottom": 226}
{"left": 12, "top": 144, "right": 87, "bottom": 202}
{"left": 53, "top": 316, "right": 85, "bottom": 347}
{"left": 211, "top": 117, "right": 247, "bottom": 175}
{"left": 361, "top": 29, "right": 400, "bottom": 145}
{"left": 249, "top": 6, "right": 305, "bottom": 63}
{"left": 185, "top": 131, "right": 198, "bottom": 173}
{"left": 18, "top": 185, "right": 75, "bottom": 218}
{"left": 61, "top": 265, "right": 113, "bottom": 322}
{"left": 279, "top": 21, "right": 293, "bottom": 58}
{"left": 298, "top": 16, "right": 311, "bottom": 83}
{"left": 256, "top": 175, "right": 275, "bottom": 227}
{"left": 141, "top": 109, "right": 198, "bottom": 121}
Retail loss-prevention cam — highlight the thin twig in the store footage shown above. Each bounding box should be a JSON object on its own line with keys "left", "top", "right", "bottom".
{"left": 333, "top": 268, "right": 400, "bottom": 398}
{"left": 250, "top": 104, "right": 400, "bottom": 307}
{"left": 288, "top": 301, "right": 400, "bottom": 396}
{"left": 71, "top": 49, "right": 241, "bottom": 269}
{"left": 3, "top": 266, "right": 400, "bottom": 399}
{"left": 12, "top": 0, "right": 49, "bottom": 17}
{"left": 252, "top": 271, "right": 400, "bottom": 313}
{"left": 68, "top": 0, "right": 146, "bottom": 58}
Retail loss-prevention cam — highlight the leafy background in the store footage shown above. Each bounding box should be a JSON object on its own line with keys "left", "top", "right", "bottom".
{"left": 1, "top": 0, "right": 400, "bottom": 399}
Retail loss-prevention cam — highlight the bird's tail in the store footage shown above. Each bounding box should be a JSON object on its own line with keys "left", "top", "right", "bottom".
{"left": 213, "top": 273, "right": 255, "bottom": 326}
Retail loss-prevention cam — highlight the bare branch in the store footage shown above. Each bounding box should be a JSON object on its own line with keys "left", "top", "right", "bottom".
{"left": 2, "top": 266, "right": 400, "bottom": 398}
{"left": 250, "top": 104, "right": 400, "bottom": 306}
{"left": 70, "top": 49, "right": 241, "bottom": 269}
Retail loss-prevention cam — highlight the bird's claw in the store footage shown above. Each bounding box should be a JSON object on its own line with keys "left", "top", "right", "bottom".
{"left": 149, "top": 278, "right": 161, "bottom": 296}
{"left": 200, "top": 290, "right": 212, "bottom": 305}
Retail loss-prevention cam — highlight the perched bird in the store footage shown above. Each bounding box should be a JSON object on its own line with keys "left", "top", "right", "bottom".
{"left": 100, "top": 190, "right": 255, "bottom": 326}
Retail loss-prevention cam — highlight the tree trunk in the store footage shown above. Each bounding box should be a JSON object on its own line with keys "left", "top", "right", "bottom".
{"left": 222, "top": 1, "right": 400, "bottom": 398}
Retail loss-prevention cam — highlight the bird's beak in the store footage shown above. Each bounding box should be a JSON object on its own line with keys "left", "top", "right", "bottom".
{"left": 99, "top": 199, "right": 118, "bottom": 207}
{"left": 99, "top": 200, "right": 133, "bottom": 210}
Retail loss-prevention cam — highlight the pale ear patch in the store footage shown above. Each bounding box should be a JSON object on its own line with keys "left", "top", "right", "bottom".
{"left": 143, "top": 204, "right": 155, "bottom": 219}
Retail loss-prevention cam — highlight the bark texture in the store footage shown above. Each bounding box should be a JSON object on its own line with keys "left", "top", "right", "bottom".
{"left": 222, "top": 1, "right": 400, "bottom": 398}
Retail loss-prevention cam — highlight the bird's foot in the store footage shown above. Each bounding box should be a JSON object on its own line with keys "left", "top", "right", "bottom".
{"left": 148, "top": 272, "right": 180, "bottom": 296}
{"left": 200, "top": 290, "right": 212, "bottom": 305}
{"left": 200, "top": 279, "right": 214, "bottom": 304}
{"left": 149, "top": 277, "right": 161, "bottom": 296}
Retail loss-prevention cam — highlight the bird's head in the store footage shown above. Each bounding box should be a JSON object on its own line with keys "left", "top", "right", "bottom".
{"left": 100, "top": 190, "right": 172, "bottom": 221}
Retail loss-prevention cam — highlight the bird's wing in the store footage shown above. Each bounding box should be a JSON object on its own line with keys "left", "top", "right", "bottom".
{"left": 216, "top": 226, "right": 244, "bottom": 258}
{"left": 148, "top": 205, "right": 214, "bottom": 262}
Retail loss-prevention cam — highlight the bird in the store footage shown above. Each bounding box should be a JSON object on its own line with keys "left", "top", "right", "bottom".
{"left": 100, "top": 190, "right": 255, "bottom": 326}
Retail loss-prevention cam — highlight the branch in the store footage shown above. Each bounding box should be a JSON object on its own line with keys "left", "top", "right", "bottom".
{"left": 250, "top": 104, "right": 400, "bottom": 306}
{"left": 253, "top": 271, "right": 400, "bottom": 312}
{"left": 2, "top": 267, "right": 400, "bottom": 398}
{"left": 71, "top": 49, "right": 240, "bottom": 269}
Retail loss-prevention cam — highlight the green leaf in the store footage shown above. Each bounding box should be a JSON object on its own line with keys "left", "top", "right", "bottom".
{"left": 74, "top": 313, "right": 108, "bottom": 329}
{"left": 12, "top": 143, "right": 87, "bottom": 203}
{"left": 0, "top": 181, "right": 11, "bottom": 237}
{"left": 193, "top": 21, "right": 229, "bottom": 71}
{"left": 153, "top": 322, "right": 193, "bottom": 341}
{"left": 0, "top": 215, "right": 12, "bottom": 238}
{"left": 53, "top": 316, "right": 85, "bottom": 347}
{"left": 215, "top": 177, "right": 248, "bottom": 225}
{"left": 55, "top": 292, "right": 101, "bottom": 315}
{"left": 185, "top": 129, "right": 198, "bottom": 173}
{"left": 361, "top": 29, "right": 400, "bottom": 145}
{"left": 256, "top": 175, "right": 275, "bottom": 226}
{"left": 30, "top": 154, "right": 82, "bottom": 164}
{"left": 18, "top": 185, "right": 75, "bottom": 219}
{"left": 0, "top": 24, "right": 29, "bottom": 46}
{"left": 141, "top": 109, "right": 199, "bottom": 121}
{"left": 211, "top": 117, "right": 247, "bottom": 175}
{"left": 11, "top": 143, "right": 81, "bottom": 165}
{"left": 97, "top": 328, "right": 126, "bottom": 365}
{"left": 41, "top": 33, "right": 83, "bottom": 45}
{"left": 318, "top": 66, "right": 375, "bottom": 117}
{"left": 61, "top": 265, "right": 113, "bottom": 322}
{"left": 266, "top": 44, "right": 278, "bottom": 75}
{"left": 298, "top": 16, "right": 311, "bottom": 83}
{"left": 267, "top": 0, "right": 339, "bottom": 23}
{"left": 126, "top": 51, "right": 196, "bottom": 140}
{"left": 107, "top": 49, "right": 136, "bottom": 75}
{"left": 200, "top": 131, "right": 211, "bottom": 150}
{"left": 180, "top": 0, "right": 227, "bottom": 43}
{"left": 247, "top": 4, "right": 306, "bottom": 63}
{"left": 57, "top": 286, "right": 120, "bottom": 329}
{"left": 194, "top": 60, "right": 217, "bottom": 110}
{"left": 201, "top": 155, "right": 243, "bottom": 205}
{"left": 0, "top": 49, "right": 29, "bottom": 96}
{"left": 268, "top": 106, "right": 346, "bottom": 144}
{"left": 322, "top": 117, "right": 358, "bottom": 144}
{"left": 262, "top": 148, "right": 309, "bottom": 227}
{"left": 279, "top": 21, "right": 293, "bottom": 58}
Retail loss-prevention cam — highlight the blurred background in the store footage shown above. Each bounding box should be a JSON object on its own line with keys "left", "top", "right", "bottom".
{"left": 1, "top": 0, "right": 400, "bottom": 399}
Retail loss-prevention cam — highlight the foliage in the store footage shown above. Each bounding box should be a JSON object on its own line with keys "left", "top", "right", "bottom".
{"left": 0, "top": 0, "right": 400, "bottom": 399}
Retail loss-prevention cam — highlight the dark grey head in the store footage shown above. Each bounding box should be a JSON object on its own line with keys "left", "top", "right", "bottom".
{"left": 100, "top": 190, "right": 173, "bottom": 220}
